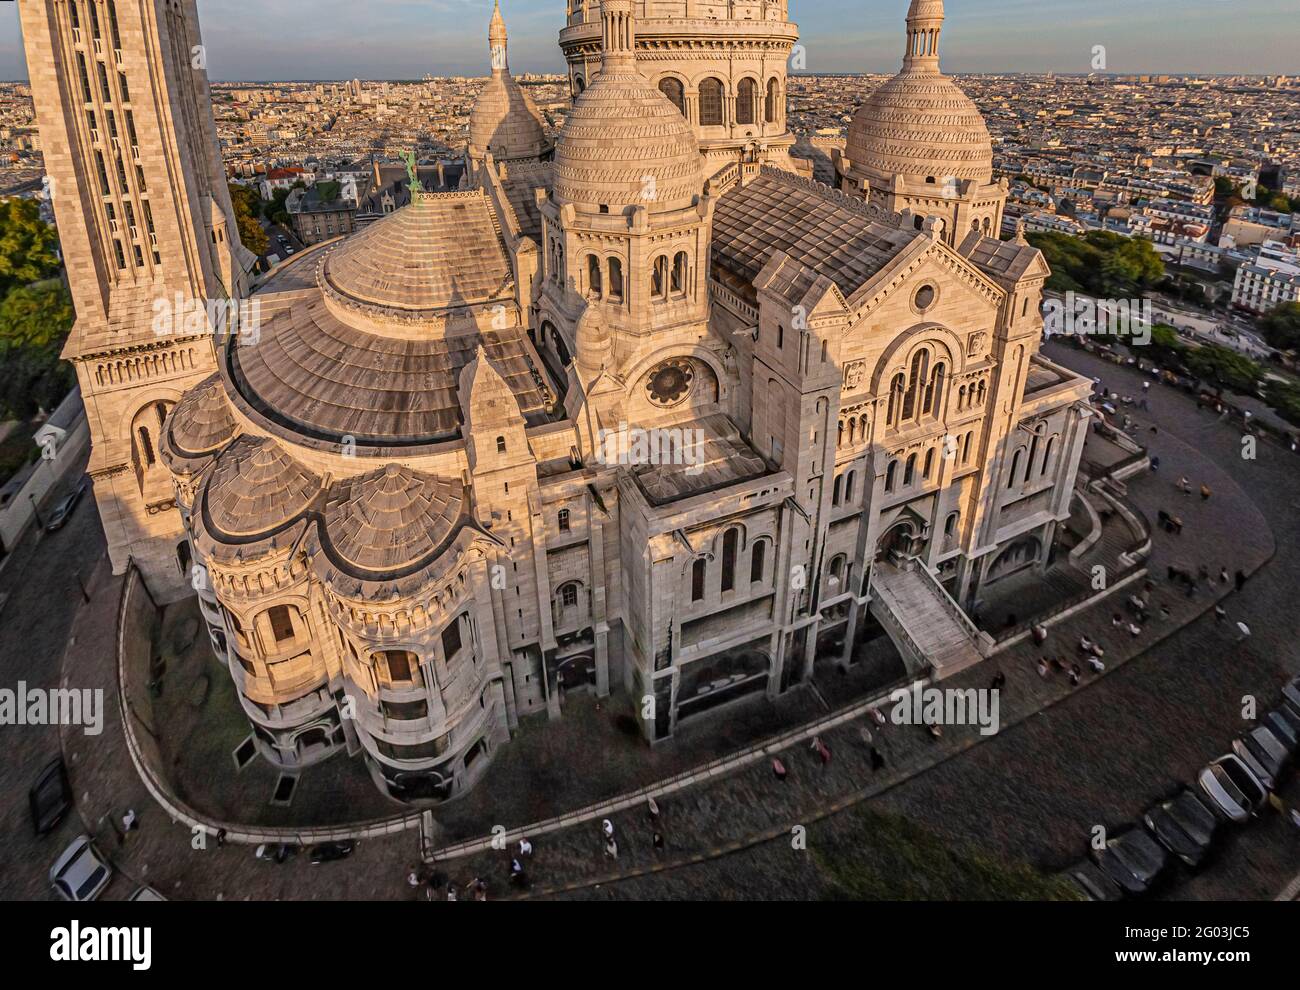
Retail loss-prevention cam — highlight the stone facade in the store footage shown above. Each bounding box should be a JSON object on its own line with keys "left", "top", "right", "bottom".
{"left": 20, "top": 0, "right": 255, "bottom": 603}
{"left": 29, "top": 0, "right": 1093, "bottom": 805}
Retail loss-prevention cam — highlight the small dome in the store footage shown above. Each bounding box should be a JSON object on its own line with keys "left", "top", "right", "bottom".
{"left": 469, "top": 74, "right": 550, "bottom": 162}
{"left": 204, "top": 435, "right": 321, "bottom": 539}
{"left": 322, "top": 465, "right": 465, "bottom": 575}
{"left": 165, "top": 373, "right": 238, "bottom": 459}
{"left": 553, "top": 2, "right": 701, "bottom": 214}
{"left": 845, "top": 72, "right": 993, "bottom": 186}
{"left": 575, "top": 303, "right": 610, "bottom": 375}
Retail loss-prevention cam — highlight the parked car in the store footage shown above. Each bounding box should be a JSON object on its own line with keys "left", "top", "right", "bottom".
{"left": 1091, "top": 827, "right": 1170, "bottom": 896}
{"left": 50, "top": 835, "right": 112, "bottom": 902}
{"left": 44, "top": 482, "right": 88, "bottom": 532}
{"left": 1283, "top": 675, "right": 1300, "bottom": 717}
{"left": 1143, "top": 789, "right": 1219, "bottom": 868}
{"left": 128, "top": 885, "right": 166, "bottom": 902}
{"left": 1198, "top": 754, "right": 1267, "bottom": 822}
{"left": 28, "top": 757, "right": 72, "bottom": 836}
{"left": 308, "top": 840, "right": 355, "bottom": 864}
{"left": 1067, "top": 860, "right": 1124, "bottom": 901}
{"left": 1264, "top": 706, "right": 1300, "bottom": 751}
{"left": 1231, "top": 726, "right": 1291, "bottom": 791}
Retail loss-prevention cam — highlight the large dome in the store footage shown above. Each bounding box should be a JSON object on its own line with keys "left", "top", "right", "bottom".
{"left": 845, "top": 71, "right": 993, "bottom": 185}
{"left": 552, "top": 2, "right": 701, "bottom": 214}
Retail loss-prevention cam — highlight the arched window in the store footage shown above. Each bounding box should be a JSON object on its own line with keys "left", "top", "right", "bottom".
{"left": 829, "top": 554, "right": 845, "bottom": 584}
{"left": 607, "top": 257, "right": 624, "bottom": 302}
{"left": 736, "top": 78, "right": 756, "bottom": 125}
{"left": 777, "top": 324, "right": 784, "bottom": 349}
{"left": 765, "top": 77, "right": 780, "bottom": 123}
{"left": 496, "top": 436, "right": 507, "bottom": 453}
{"left": 558, "top": 508, "right": 571, "bottom": 532}
{"left": 651, "top": 255, "right": 668, "bottom": 297}
{"left": 844, "top": 470, "right": 856, "bottom": 504}
{"left": 136, "top": 426, "right": 155, "bottom": 466}
{"left": 885, "top": 459, "right": 898, "bottom": 492}
{"left": 888, "top": 373, "right": 905, "bottom": 425}
{"left": 1008, "top": 450, "right": 1023, "bottom": 488}
{"left": 903, "top": 350, "right": 929, "bottom": 420}
{"left": 1026, "top": 435, "right": 1039, "bottom": 482}
{"left": 944, "top": 511, "right": 960, "bottom": 540}
{"left": 904, "top": 453, "right": 917, "bottom": 486}
{"left": 1042, "top": 436, "right": 1058, "bottom": 476}
{"left": 672, "top": 251, "right": 688, "bottom": 293}
{"left": 963, "top": 431, "right": 974, "bottom": 463}
{"left": 587, "top": 255, "right": 602, "bottom": 298}
{"left": 750, "top": 540, "right": 766, "bottom": 584}
{"left": 699, "top": 78, "right": 725, "bottom": 126}
{"left": 574, "top": 75, "right": 586, "bottom": 95}
{"left": 658, "top": 77, "right": 685, "bottom": 116}
{"left": 927, "top": 363, "right": 946, "bottom": 416}
{"left": 691, "top": 558, "right": 706, "bottom": 602}
{"left": 721, "top": 528, "right": 739, "bottom": 593}
{"left": 832, "top": 474, "right": 843, "bottom": 506}
{"left": 560, "top": 582, "right": 580, "bottom": 609}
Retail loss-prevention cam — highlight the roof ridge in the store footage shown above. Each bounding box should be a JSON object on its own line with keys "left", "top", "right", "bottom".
{"left": 756, "top": 165, "right": 906, "bottom": 229}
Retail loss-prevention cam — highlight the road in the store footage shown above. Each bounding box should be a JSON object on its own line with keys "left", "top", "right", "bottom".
{"left": 0, "top": 455, "right": 109, "bottom": 900}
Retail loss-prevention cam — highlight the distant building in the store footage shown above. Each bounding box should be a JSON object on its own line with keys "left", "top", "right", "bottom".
{"left": 286, "top": 182, "right": 357, "bottom": 246}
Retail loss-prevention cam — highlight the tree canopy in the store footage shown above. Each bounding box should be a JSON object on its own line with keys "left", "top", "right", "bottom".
{"left": 1258, "top": 301, "right": 1300, "bottom": 352}
{"left": 0, "top": 197, "right": 61, "bottom": 298}
{"left": 1027, "top": 229, "right": 1165, "bottom": 298}
{"left": 227, "top": 183, "right": 268, "bottom": 256}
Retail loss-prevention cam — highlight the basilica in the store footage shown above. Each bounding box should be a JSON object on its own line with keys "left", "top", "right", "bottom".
{"left": 25, "top": 0, "right": 1092, "bottom": 804}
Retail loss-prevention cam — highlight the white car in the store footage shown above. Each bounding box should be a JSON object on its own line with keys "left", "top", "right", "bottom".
{"left": 1197, "top": 755, "right": 1267, "bottom": 823}
{"left": 50, "top": 835, "right": 112, "bottom": 902}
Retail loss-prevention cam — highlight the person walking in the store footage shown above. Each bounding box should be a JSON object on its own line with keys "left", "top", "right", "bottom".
{"left": 772, "top": 757, "right": 788, "bottom": 781}
{"left": 869, "top": 746, "right": 886, "bottom": 771}
{"left": 1200, "top": 484, "right": 1211, "bottom": 501}
{"left": 601, "top": 819, "right": 615, "bottom": 842}
{"left": 1235, "top": 569, "right": 1247, "bottom": 593}
{"left": 518, "top": 836, "right": 533, "bottom": 858}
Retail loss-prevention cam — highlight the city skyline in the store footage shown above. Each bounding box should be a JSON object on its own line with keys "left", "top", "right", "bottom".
{"left": 0, "top": 0, "right": 1296, "bottom": 82}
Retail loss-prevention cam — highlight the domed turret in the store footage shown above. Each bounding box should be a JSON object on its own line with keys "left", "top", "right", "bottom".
{"left": 574, "top": 300, "right": 611, "bottom": 378}
{"left": 552, "top": 0, "right": 701, "bottom": 214}
{"left": 468, "top": 2, "right": 551, "bottom": 163}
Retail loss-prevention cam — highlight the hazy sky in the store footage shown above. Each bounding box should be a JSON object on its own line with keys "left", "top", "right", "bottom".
{"left": 0, "top": 0, "right": 1295, "bottom": 81}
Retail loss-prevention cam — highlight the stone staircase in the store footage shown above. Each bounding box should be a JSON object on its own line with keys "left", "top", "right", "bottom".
{"left": 870, "top": 560, "right": 992, "bottom": 680}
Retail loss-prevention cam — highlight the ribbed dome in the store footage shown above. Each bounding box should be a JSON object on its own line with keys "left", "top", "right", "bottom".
{"left": 469, "top": 2, "right": 550, "bottom": 162}
{"left": 845, "top": 71, "right": 993, "bottom": 185}
{"left": 553, "top": 2, "right": 701, "bottom": 214}
{"left": 320, "top": 189, "right": 514, "bottom": 316}
{"left": 469, "top": 74, "right": 550, "bottom": 162}
{"left": 322, "top": 464, "right": 465, "bottom": 575}
{"left": 166, "top": 373, "right": 238, "bottom": 458}
{"left": 205, "top": 435, "right": 321, "bottom": 539}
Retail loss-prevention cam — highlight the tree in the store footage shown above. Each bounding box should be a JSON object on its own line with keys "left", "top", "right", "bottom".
{"left": 227, "top": 183, "right": 268, "bottom": 256}
{"left": 1183, "top": 343, "right": 1264, "bottom": 395}
{"left": 0, "top": 198, "right": 61, "bottom": 298}
{"left": 1213, "top": 176, "right": 1236, "bottom": 199}
{"left": 1265, "top": 380, "right": 1300, "bottom": 428}
{"left": 1258, "top": 302, "right": 1300, "bottom": 352}
{"left": 0, "top": 279, "right": 76, "bottom": 419}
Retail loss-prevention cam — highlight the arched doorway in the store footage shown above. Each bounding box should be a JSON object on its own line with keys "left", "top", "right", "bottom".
{"left": 876, "top": 519, "right": 922, "bottom": 562}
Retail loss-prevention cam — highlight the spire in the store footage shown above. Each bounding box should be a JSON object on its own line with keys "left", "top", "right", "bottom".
{"left": 489, "top": 0, "right": 508, "bottom": 73}
{"left": 599, "top": 0, "right": 637, "bottom": 73}
{"left": 902, "top": 0, "right": 945, "bottom": 74}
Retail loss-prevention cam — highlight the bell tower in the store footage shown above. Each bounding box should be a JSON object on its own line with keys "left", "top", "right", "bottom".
{"left": 20, "top": 0, "right": 255, "bottom": 601}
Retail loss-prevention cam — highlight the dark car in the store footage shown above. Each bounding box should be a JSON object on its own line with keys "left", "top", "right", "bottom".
{"left": 1231, "top": 726, "right": 1290, "bottom": 792}
{"left": 308, "top": 840, "right": 355, "bottom": 864}
{"left": 1265, "top": 706, "right": 1300, "bottom": 751}
{"left": 44, "top": 482, "right": 88, "bottom": 532}
{"left": 1092, "top": 827, "right": 1170, "bottom": 896}
{"left": 1283, "top": 675, "right": 1300, "bottom": 718}
{"left": 29, "top": 757, "right": 72, "bottom": 836}
{"left": 1067, "top": 860, "right": 1124, "bottom": 901}
{"left": 1143, "top": 790, "right": 1218, "bottom": 868}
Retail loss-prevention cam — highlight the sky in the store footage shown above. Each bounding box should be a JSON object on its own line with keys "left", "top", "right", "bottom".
{"left": 0, "top": 0, "right": 1296, "bottom": 81}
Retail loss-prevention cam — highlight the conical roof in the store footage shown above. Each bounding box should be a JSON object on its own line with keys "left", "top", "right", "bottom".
{"left": 469, "top": 2, "right": 551, "bottom": 161}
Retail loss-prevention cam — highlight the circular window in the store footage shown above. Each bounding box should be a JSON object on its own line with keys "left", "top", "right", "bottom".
{"left": 913, "top": 284, "right": 937, "bottom": 312}
{"left": 645, "top": 359, "right": 695, "bottom": 407}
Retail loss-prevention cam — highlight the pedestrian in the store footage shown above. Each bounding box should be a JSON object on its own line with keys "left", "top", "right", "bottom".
{"left": 1200, "top": 484, "right": 1211, "bottom": 501}
{"left": 601, "top": 819, "right": 614, "bottom": 841}
{"left": 1032, "top": 623, "right": 1048, "bottom": 645}
{"left": 446, "top": 882, "right": 458, "bottom": 902}
{"left": 647, "top": 797, "right": 660, "bottom": 824}
{"left": 519, "top": 836, "right": 533, "bottom": 858}
{"left": 1171, "top": 517, "right": 1183, "bottom": 535}
{"left": 858, "top": 725, "right": 873, "bottom": 747}
{"left": 653, "top": 831, "right": 665, "bottom": 852}
{"left": 603, "top": 837, "right": 619, "bottom": 860}
{"left": 1177, "top": 475, "right": 1191, "bottom": 496}
{"left": 1235, "top": 570, "right": 1246, "bottom": 593}
{"left": 817, "top": 739, "right": 832, "bottom": 766}
{"left": 1068, "top": 666, "right": 1081, "bottom": 687}
{"left": 122, "top": 809, "right": 138, "bottom": 833}
{"left": 869, "top": 746, "right": 886, "bottom": 771}
{"left": 1036, "top": 658, "right": 1050, "bottom": 678}
{"left": 926, "top": 722, "right": 943, "bottom": 740}
{"left": 1219, "top": 567, "right": 1229, "bottom": 585}
{"left": 407, "top": 867, "right": 421, "bottom": 888}
{"left": 1235, "top": 622, "right": 1252, "bottom": 643}
{"left": 990, "top": 671, "right": 1006, "bottom": 691}
{"left": 1128, "top": 622, "right": 1142, "bottom": 638}
{"left": 1215, "top": 605, "right": 1227, "bottom": 624}
{"left": 1111, "top": 613, "right": 1125, "bottom": 629}
{"left": 215, "top": 828, "right": 227, "bottom": 848}
{"left": 870, "top": 707, "right": 887, "bottom": 728}
{"left": 772, "top": 757, "right": 788, "bottom": 781}
{"left": 1086, "top": 654, "right": 1105, "bottom": 673}
{"left": 1150, "top": 455, "right": 1160, "bottom": 472}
